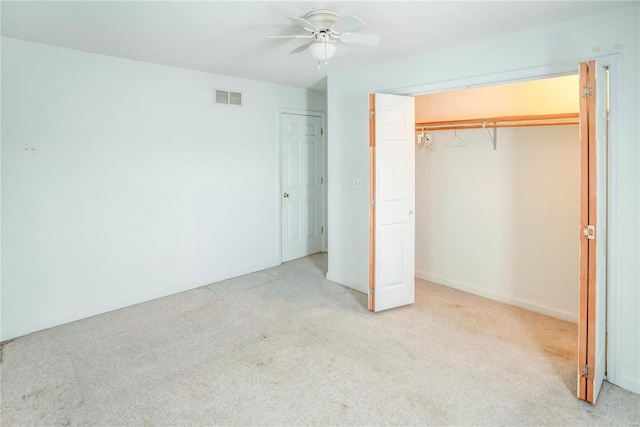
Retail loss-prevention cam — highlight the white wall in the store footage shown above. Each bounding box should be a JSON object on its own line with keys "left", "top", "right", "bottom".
{"left": 1, "top": 37, "right": 326, "bottom": 341}
{"left": 416, "top": 126, "right": 579, "bottom": 322}
{"left": 327, "top": 5, "right": 639, "bottom": 393}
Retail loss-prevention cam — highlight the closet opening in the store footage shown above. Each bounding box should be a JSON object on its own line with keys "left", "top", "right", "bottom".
{"left": 414, "top": 74, "right": 581, "bottom": 324}
{"left": 415, "top": 72, "right": 609, "bottom": 402}
{"left": 370, "top": 60, "right": 613, "bottom": 403}
{"left": 411, "top": 74, "right": 600, "bottom": 400}
{"left": 416, "top": 74, "right": 584, "bottom": 397}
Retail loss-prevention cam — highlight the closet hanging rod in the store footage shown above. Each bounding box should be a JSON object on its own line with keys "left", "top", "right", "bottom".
{"left": 414, "top": 120, "right": 579, "bottom": 131}
{"left": 415, "top": 112, "right": 579, "bottom": 131}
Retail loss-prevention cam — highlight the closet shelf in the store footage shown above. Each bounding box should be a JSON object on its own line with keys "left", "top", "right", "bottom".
{"left": 415, "top": 112, "right": 579, "bottom": 131}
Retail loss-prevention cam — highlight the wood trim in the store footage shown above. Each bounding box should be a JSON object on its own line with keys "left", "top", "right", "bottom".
{"left": 577, "top": 61, "right": 590, "bottom": 401}
{"left": 368, "top": 94, "right": 376, "bottom": 311}
{"left": 415, "top": 113, "right": 579, "bottom": 129}
{"left": 586, "top": 60, "right": 598, "bottom": 404}
{"left": 414, "top": 120, "right": 578, "bottom": 132}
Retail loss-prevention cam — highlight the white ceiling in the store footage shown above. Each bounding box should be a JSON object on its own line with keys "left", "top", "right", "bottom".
{"left": 1, "top": 1, "right": 630, "bottom": 91}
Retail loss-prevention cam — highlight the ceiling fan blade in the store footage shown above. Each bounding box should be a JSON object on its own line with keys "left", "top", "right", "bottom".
{"left": 340, "top": 32, "right": 381, "bottom": 46}
{"left": 290, "top": 43, "right": 313, "bottom": 54}
{"left": 266, "top": 34, "right": 315, "bottom": 39}
{"left": 330, "top": 15, "right": 365, "bottom": 34}
{"left": 289, "top": 16, "right": 318, "bottom": 33}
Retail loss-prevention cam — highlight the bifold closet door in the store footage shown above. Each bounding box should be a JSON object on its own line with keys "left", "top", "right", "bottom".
{"left": 368, "top": 93, "right": 415, "bottom": 312}
{"left": 577, "top": 60, "right": 607, "bottom": 404}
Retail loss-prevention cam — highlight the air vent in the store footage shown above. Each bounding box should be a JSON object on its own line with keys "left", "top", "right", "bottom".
{"left": 214, "top": 89, "right": 243, "bottom": 106}
{"left": 229, "top": 91, "right": 242, "bottom": 106}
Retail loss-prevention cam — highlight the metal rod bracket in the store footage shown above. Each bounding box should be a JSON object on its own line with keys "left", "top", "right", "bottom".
{"left": 483, "top": 121, "right": 497, "bottom": 150}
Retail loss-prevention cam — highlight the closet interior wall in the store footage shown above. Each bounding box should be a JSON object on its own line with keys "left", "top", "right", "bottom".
{"left": 414, "top": 76, "right": 580, "bottom": 322}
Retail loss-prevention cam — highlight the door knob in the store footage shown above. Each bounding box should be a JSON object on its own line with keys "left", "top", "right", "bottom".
{"left": 283, "top": 193, "right": 289, "bottom": 198}
{"left": 409, "top": 210, "right": 414, "bottom": 215}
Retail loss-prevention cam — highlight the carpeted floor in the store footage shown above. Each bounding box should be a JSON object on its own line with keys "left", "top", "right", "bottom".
{"left": 1, "top": 253, "right": 639, "bottom": 425}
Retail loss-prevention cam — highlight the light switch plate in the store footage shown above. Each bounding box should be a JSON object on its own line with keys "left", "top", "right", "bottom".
{"left": 353, "top": 178, "right": 362, "bottom": 188}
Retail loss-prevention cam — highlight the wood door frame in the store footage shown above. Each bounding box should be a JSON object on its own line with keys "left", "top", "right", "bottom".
{"left": 368, "top": 94, "right": 376, "bottom": 311}
{"left": 277, "top": 108, "right": 328, "bottom": 263}
{"left": 577, "top": 61, "right": 591, "bottom": 400}
{"left": 578, "top": 60, "right": 600, "bottom": 402}
{"left": 384, "top": 55, "right": 622, "bottom": 399}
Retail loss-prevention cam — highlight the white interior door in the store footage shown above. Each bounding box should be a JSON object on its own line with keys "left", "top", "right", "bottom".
{"left": 369, "top": 93, "right": 415, "bottom": 312}
{"left": 590, "top": 61, "right": 608, "bottom": 403}
{"left": 281, "top": 113, "right": 323, "bottom": 262}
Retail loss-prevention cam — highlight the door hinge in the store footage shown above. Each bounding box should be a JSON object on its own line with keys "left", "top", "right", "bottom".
{"left": 369, "top": 109, "right": 375, "bottom": 117}
{"left": 583, "top": 225, "right": 595, "bottom": 240}
{"left": 321, "top": 226, "right": 324, "bottom": 234}
{"left": 582, "top": 364, "right": 593, "bottom": 380}
{"left": 321, "top": 127, "right": 324, "bottom": 136}
{"left": 320, "top": 176, "right": 324, "bottom": 185}
{"left": 582, "top": 84, "right": 594, "bottom": 98}
{"left": 370, "top": 198, "right": 375, "bottom": 207}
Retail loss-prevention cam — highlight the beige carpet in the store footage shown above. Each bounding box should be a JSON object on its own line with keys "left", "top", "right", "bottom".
{"left": 1, "top": 253, "right": 639, "bottom": 425}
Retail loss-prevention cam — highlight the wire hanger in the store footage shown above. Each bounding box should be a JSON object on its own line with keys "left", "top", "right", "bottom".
{"left": 417, "top": 127, "right": 433, "bottom": 151}
{"left": 446, "top": 129, "right": 467, "bottom": 147}
{"left": 416, "top": 128, "right": 425, "bottom": 151}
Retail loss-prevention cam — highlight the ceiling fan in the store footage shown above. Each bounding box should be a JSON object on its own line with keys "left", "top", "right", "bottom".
{"left": 267, "top": 9, "right": 381, "bottom": 67}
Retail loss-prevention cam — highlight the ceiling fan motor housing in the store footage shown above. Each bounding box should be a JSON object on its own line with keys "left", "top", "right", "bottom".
{"left": 304, "top": 9, "right": 340, "bottom": 31}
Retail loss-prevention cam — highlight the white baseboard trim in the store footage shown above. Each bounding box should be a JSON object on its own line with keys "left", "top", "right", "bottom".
{"left": 614, "top": 376, "right": 640, "bottom": 395}
{"left": 416, "top": 271, "right": 578, "bottom": 324}
{"left": 326, "top": 272, "right": 368, "bottom": 294}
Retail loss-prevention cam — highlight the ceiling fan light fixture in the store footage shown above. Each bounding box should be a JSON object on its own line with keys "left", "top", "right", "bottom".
{"left": 309, "top": 40, "right": 336, "bottom": 65}
{"left": 267, "top": 9, "right": 379, "bottom": 67}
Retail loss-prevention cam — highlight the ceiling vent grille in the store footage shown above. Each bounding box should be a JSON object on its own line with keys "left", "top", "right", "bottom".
{"left": 214, "top": 89, "right": 243, "bottom": 106}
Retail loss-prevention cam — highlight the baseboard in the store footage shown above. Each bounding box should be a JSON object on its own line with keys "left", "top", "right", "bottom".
{"left": 614, "top": 375, "right": 640, "bottom": 395}
{"left": 1, "top": 258, "right": 282, "bottom": 342}
{"left": 326, "top": 272, "right": 368, "bottom": 294}
{"left": 416, "top": 271, "right": 578, "bottom": 324}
